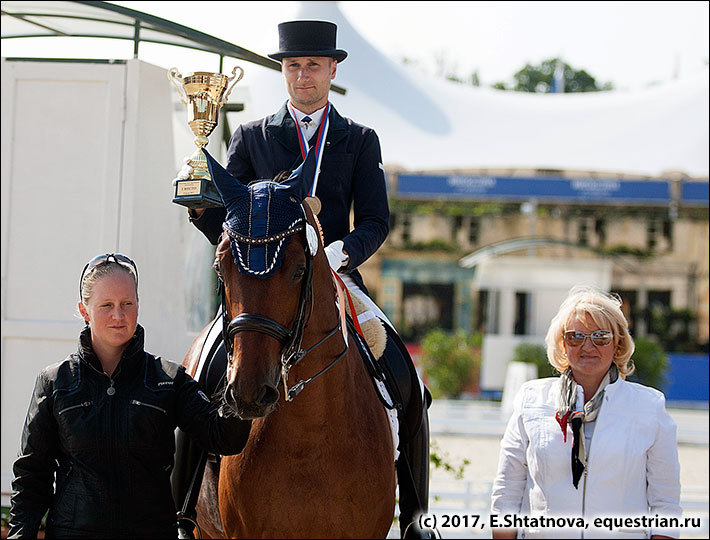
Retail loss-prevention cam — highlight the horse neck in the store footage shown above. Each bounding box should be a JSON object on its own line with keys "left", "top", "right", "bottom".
{"left": 281, "top": 257, "right": 366, "bottom": 420}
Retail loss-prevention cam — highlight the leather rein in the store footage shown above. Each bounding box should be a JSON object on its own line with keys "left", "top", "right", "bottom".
{"left": 217, "top": 214, "right": 349, "bottom": 401}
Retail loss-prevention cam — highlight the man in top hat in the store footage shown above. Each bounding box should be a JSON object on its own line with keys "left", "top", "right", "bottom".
{"left": 173, "top": 20, "right": 435, "bottom": 539}
{"left": 185, "top": 19, "right": 386, "bottom": 306}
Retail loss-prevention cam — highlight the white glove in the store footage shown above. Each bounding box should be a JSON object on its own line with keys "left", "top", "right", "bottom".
{"left": 324, "top": 240, "right": 349, "bottom": 272}
{"left": 172, "top": 156, "right": 194, "bottom": 187}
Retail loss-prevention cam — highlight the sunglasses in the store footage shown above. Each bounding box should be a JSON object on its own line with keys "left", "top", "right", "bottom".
{"left": 79, "top": 253, "right": 138, "bottom": 298}
{"left": 563, "top": 330, "right": 613, "bottom": 348}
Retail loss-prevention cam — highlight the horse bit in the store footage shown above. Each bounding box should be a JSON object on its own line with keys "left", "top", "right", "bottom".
{"left": 217, "top": 210, "right": 349, "bottom": 401}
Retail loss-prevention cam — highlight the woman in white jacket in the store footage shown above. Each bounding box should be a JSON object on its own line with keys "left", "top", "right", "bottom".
{"left": 491, "top": 286, "right": 681, "bottom": 539}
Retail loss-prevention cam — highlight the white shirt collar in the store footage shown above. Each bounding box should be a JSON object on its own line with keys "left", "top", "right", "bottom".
{"left": 288, "top": 103, "right": 327, "bottom": 137}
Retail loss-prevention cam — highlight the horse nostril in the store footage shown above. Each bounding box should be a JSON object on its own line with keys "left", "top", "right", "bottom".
{"left": 226, "top": 384, "right": 239, "bottom": 407}
{"left": 256, "top": 384, "right": 279, "bottom": 407}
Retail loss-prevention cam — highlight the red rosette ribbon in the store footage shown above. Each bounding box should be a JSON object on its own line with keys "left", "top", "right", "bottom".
{"left": 555, "top": 411, "right": 570, "bottom": 443}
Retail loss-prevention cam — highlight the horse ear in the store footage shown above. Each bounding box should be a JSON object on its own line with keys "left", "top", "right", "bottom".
{"left": 202, "top": 148, "right": 248, "bottom": 207}
{"left": 284, "top": 145, "right": 317, "bottom": 201}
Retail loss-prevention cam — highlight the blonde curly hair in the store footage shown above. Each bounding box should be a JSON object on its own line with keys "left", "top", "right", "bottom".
{"left": 545, "top": 285, "right": 635, "bottom": 378}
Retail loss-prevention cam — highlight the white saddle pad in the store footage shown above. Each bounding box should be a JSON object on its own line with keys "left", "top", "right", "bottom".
{"left": 373, "top": 378, "right": 401, "bottom": 461}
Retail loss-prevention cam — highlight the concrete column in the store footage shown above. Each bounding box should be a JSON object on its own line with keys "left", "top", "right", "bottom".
{"left": 455, "top": 280, "right": 472, "bottom": 333}
{"left": 636, "top": 286, "right": 648, "bottom": 336}
{"left": 380, "top": 275, "right": 402, "bottom": 329}
{"left": 499, "top": 287, "right": 516, "bottom": 336}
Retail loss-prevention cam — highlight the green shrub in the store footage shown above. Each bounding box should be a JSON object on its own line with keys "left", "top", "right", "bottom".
{"left": 628, "top": 337, "right": 668, "bottom": 390}
{"left": 420, "top": 329, "right": 481, "bottom": 398}
{"left": 512, "top": 342, "right": 556, "bottom": 377}
{"left": 430, "top": 440, "right": 470, "bottom": 480}
{"left": 404, "top": 239, "right": 457, "bottom": 252}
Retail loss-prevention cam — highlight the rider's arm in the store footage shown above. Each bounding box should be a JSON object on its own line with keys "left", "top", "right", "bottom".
{"left": 187, "top": 124, "right": 257, "bottom": 245}
{"left": 188, "top": 207, "right": 226, "bottom": 246}
{"left": 341, "top": 130, "right": 389, "bottom": 272}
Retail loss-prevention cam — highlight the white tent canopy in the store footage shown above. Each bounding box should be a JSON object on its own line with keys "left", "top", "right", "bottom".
{"left": 226, "top": 1, "right": 709, "bottom": 178}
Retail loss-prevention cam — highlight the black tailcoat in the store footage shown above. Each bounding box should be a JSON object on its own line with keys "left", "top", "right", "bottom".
{"left": 190, "top": 101, "right": 390, "bottom": 293}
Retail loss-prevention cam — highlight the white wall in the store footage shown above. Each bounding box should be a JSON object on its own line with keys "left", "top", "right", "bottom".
{"left": 475, "top": 257, "right": 612, "bottom": 390}
{"left": 1, "top": 58, "right": 210, "bottom": 499}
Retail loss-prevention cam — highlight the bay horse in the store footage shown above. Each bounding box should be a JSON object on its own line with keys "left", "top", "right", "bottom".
{"left": 184, "top": 149, "right": 396, "bottom": 538}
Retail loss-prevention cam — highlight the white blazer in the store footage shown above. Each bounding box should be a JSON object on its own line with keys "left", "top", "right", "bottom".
{"left": 491, "top": 376, "right": 681, "bottom": 538}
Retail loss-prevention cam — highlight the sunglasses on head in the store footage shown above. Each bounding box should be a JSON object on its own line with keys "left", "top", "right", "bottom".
{"left": 79, "top": 253, "right": 138, "bottom": 298}
{"left": 563, "top": 330, "right": 613, "bottom": 347}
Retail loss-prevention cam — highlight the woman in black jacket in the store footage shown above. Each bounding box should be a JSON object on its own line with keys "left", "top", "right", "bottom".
{"left": 8, "top": 253, "right": 251, "bottom": 538}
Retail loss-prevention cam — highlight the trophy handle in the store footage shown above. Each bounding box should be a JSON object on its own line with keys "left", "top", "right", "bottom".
{"left": 221, "top": 66, "right": 245, "bottom": 104}
{"left": 167, "top": 67, "right": 188, "bottom": 105}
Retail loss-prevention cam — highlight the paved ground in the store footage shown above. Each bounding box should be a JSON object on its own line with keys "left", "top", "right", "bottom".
{"left": 399, "top": 399, "right": 710, "bottom": 539}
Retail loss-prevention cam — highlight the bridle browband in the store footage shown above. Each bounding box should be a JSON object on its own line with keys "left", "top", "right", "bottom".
{"left": 218, "top": 210, "right": 349, "bottom": 401}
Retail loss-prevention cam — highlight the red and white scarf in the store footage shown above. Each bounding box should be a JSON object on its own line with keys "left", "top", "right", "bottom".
{"left": 555, "top": 364, "right": 618, "bottom": 488}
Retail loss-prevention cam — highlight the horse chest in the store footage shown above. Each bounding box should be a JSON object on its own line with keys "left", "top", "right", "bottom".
{"left": 216, "top": 414, "right": 395, "bottom": 538}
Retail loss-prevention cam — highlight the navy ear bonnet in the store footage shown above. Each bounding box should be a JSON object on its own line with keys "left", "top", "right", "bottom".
{"left": 203, "top": 149, "right": 316, "bottom": 278}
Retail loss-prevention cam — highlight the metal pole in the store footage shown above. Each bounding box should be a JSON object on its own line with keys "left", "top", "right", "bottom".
{"left": 133, "top": 20, "right": 140, "bottom": 58}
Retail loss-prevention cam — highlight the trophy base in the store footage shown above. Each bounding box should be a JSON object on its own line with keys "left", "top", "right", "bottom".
{"left": 173, "top": 178, "right": 224, "bottom": 209}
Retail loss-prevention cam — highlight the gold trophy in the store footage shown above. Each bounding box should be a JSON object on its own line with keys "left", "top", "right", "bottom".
{"left": 168, "top": 66, "right": 244, "bottom": 208}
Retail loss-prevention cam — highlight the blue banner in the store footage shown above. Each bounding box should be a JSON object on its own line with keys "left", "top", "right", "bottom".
{"left": 396, "top": 174, "right": 676, "bottom": 204}
{"left": 681, "top": 182, "right": 710, "bottom": 205}
{"left": 664, "top": 353, "right": 709, "bottom": 402}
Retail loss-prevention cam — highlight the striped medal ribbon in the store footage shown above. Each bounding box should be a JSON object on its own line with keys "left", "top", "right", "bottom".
{"left": 291, "top": 103, "right": 330, "bottom": 212}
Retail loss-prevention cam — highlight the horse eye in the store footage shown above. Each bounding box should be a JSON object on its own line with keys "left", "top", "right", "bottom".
{"left": 292, "top": 266, "right": 305, "bottom": 281}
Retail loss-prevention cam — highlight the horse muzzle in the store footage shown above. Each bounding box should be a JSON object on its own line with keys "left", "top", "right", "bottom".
{"left": 225, "top": 378, "right": 280, "bottom": 420}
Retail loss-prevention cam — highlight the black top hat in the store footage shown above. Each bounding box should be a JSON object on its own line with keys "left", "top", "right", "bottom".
{"left": 268, "top": 20, "right": 348, "bottom": 63}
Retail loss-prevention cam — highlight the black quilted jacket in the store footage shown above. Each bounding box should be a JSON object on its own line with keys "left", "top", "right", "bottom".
{"left": 8, "top": 325, "right": 250, "bottom": 538}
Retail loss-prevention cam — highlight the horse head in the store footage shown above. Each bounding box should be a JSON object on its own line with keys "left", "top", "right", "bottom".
{"left": 204, "top": 149, "right": 327, "bottom": 419}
